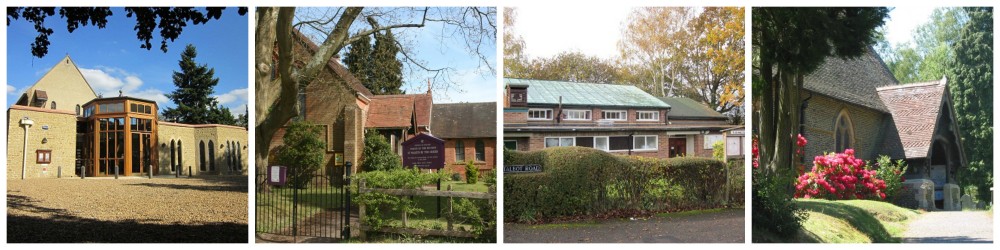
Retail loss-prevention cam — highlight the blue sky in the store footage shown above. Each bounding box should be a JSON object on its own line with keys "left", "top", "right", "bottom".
{"left": 6, "top": 7, "right": 249, "bottom": 116}
{"left": 295, "top": 7, "right": 497, "bottom": 103}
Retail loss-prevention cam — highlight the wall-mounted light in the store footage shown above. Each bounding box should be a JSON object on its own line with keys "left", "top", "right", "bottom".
{"left": 161, "top": 143, "right": 167, "bottom": 147}
{"left": 42, "top": 138, "right": 48, "bottom": 144}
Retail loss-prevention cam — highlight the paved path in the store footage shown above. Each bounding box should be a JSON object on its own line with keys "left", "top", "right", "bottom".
{"left": 504, "top": 209, "right": 744, "bottom": 243}
{"left": 902, "top": 211, "right": 993, "bottom": 243}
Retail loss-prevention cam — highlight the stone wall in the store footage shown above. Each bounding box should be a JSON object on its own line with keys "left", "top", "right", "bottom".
{"left": 7, "top": 106, "right": 79, "bottom": 179}
{"left": 801, "top": 93, "right": 889, "bottom": 161}
{"left": 159, "top": 122, "right": 248, "bottom": 176}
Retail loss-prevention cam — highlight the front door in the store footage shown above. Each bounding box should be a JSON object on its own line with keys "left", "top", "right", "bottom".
{"left": 130, "top": 133, "right": 152, "bottom": 175}
{"left": 668, "top": 138, "right": 687, "bottom": 158}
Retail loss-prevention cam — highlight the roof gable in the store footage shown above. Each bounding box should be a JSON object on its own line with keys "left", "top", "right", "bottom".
{"left": 17, "top": 55, "right": 98, "bottom": 111}
{"left": 876, "top": 78, "right": 948, "bottom": 158}
{"left": 505, "top": 78, "right": 670, "bottom": 108}
{"left": 804, "top": 49, "right": 898, "bottom": 112}
{"left": 292, "top": 29, "right": 374, "bottom": 98}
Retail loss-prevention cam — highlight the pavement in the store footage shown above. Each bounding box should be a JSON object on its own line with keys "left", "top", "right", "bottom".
{"left": 902, "top": 211, "right": 993, "bottom": 243}
{"left": 503, "top": 209, "right": 745, "bottom": 243}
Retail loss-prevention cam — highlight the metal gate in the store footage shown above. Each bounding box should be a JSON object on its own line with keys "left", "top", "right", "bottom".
{"left": 256, "top": 165, "right": 352, "bottom": 241}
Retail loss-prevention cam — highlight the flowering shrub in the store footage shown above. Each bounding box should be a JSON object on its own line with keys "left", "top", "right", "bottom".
{"left": 752, "top": 137, "right": 759, "bottom": 168}
{"left": 874, "top": 155, "right": 908, "bottom": 201}
{"left": 794, "top": 149, "right": 888, "bottom": 200}
{"left": 795, "top": 134, "right": 807, "bottom": 175}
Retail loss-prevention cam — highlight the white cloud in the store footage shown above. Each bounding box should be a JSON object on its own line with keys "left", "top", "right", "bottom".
{"left": 79, "top": 66, "right": 166, "bottom": 104}
{"left": 517, "top": 5, "right": 633, "bottom": 59}
{"left": 214, "top": 88, "right": 248, "bottom": 105}
{"left": 7, "top": 84, "right": 15, "bottom": 95}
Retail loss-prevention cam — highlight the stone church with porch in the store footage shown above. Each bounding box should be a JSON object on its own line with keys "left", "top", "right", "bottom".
{"left": 7, "top": 55, "right": 248, "bottom": 179}
{"left": 798, "top": 49, "right": 969, "bottom": 210}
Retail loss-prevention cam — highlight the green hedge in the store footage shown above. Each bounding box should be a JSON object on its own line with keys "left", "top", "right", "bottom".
{"left": 504, "top": 147, "right": 730, "bottom": 222}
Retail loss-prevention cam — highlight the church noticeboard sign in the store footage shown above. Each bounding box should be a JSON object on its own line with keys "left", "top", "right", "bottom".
{"left": 504, "top": 164, "right": 543, "bottom": 173}
{"left": 267, "top": 166, "right": 287, "bottom": 186}
{"left": 402, "top": 133, "right": 445, "bottom": 169}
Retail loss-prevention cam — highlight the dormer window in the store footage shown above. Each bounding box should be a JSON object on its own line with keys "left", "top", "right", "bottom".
{"left": 601, "top": 110, "right": 626, "bottom": 121}
{"left": 563, "top": 109, "right": 591, "bottom": 120}
{"left": 637, "top": 111, "right": 660, "bottom": 121}
{"left": 528, "top": 108, "right": 553, "bottom": 120}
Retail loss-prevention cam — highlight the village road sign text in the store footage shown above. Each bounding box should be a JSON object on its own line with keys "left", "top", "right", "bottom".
{"left": 402, "top": 133, "right": 445, "bottom": 169}
{"left": 504, "top": 164, "right": 543, "bottom": 173}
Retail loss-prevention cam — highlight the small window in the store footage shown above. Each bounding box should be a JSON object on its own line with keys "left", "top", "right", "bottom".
{"left": 637, "top": 111, "right": 660, "bottom": 121}
{"left": 455, "top": 140, "right": 465, "bottom": 162}
{"left": 594, "top": 137, "right": 610, "bottom": 151}
{"left": 51, "top": 101, "right": 57, "bottom": 110}
{"left": 601, "top": 110, "right": 627, "bottom": 121}
{"left": 475, "top": 140, "right": 485, "bottom": 161}
{"left": 37, "top": 150, "right": 52, "bottom": 164}
{"left": 633, "top": 135, "right": 658, "bottom": 151}
{"left": 528, "top": 108, "right": 553, "bottom": 120}
{"left": 563, "top": 109, "right": 592, "bottom": 120}
{"left": 504, "top": 140, "right": 518, "bottom": 150}
{"left": 544, "top": 137, "right": 575, "bottom": 148}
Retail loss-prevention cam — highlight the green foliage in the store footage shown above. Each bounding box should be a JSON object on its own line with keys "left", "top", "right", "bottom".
{"left": 343, "top": 30, "right": 404, "bottom": 95}
{"left": 483, "top": 169, "right": 496, "bottom": 186}
{"left": 361, "top": 130, "right": 402, "bottom": 172}
{"left": 752, "top": 168, "right": 807, "bottom": 241}
{"left": 948, "top": 7, "right": 993, "bottom": 203}
{"left": 504, "top": 147, "right": 730, "bottom": 222}
{"left": 712, "top": 140, "right": 725, "bottom": 161}
{"left": 274, "top": 121, "right": 327, "bottom": 189}
{"left": 464, "top": 160, "right": 479, "bottom": 184}
{"left": 353, "top": 168, "right": 446, "bottom": 229}
{"left": 162, "top": 44, "right": 238, "bottom": 125}
{"left": 881, "top": 8, "right": 967, "bottom": 83}
{"left": 450, "top": 198, "right": 496, "bottom": 242}
{"left": 874, "top": 155, "right": 908, "bottom": 201}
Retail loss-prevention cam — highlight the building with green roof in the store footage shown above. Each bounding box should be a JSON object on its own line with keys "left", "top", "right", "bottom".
{"left": 503, "top": 78, "right": 737, "bottom": 159}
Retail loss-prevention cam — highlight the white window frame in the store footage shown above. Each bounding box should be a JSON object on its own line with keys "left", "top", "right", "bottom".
{"left": 601, "top": 110, "right": 627, "bottom": 121}
{"left": 637, "top": 111, "right": 660, "bottom": 121}
{"left": 563, "top": 109, "right": 592, "bottom": 121}
{"left": 632, "top": 135, "right": 658, "bottom": 151}
{"left": 593, "top": 136, "right": 610, "bottom": 151}
{"left": 528, "top": 108, "right": 553, "bottom": 120}
{"left": 544, "top": 137, "right": 576, "bottom": 148}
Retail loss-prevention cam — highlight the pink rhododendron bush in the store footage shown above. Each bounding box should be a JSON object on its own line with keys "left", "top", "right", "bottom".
{"left": 794, "top": 149, "right": 888, "bottom": 200}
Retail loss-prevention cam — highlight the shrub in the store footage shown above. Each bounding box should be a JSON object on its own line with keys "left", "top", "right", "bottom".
{"left": 353, "top": 168, "right": 447, "bottom": 229}
{"left": 361, "top": 129, "right": 402, "bottom": 172}
{"left": 794, "top": 149, "right": 888, "bottom": 200}
{"left": 451, "top": 173, "right": 462, "bottom": 181}
{"left": 504, "top": 147, "right": 728, "bottom": 222}
{"left": 483, "top": 169, "right": 496, "bottom": 186}
{"left": 465, "top": 160, "right": 479, "bottom": 184}
{"left": 874, "top": 155, "right": 908, "bottom": 201}
{"left": 753, "top": 167, "right": 808, "bottom": 239}
{"left": 712, "top": 140, "right": 725, "bottom": 161}
{"left": 274, "top": 121, "right": 327, "bottom": 189}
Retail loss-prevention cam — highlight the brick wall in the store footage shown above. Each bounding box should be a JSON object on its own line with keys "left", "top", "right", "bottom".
{"left": 525, "top": 131, "right": 671, "bottom": 158}
{"left": 442, "top": 138, "right": 497, "bottom": 179}
{"left": 7, "top": 106, "right": 78, "bottom": 179}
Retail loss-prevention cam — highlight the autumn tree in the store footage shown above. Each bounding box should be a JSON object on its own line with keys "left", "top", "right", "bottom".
{"left": 503, "top": 7, "right": 531, "bottom": 79}
{"left": 256, "top": 7, "right": 495, "bottom": 178}
{"left": 618, "top": 7, "right": 744, "bottom": 121}
{"left": 947, "top": 7, "right": 992, "bottom": 203}
{"left": 7, "top": 7, "right": 247, "bottom": 58}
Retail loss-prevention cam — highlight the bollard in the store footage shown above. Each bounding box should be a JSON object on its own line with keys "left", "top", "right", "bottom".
{"left": 81, "top": 165, "right": 86, "bottom": 179}
{"left": 176, "top": 165, "right": 180, "bottom": 178}
{"left": 58, "top": 166, "right": 62, "bottom": 178}
{"left": 115, "top": 164, "right": 119, "bottom": 179}
{"left": 189, "top": 166, "right": 192, "bottom": 177}
{"left": 148, "top": 164, "right": 152, "bottom": 179}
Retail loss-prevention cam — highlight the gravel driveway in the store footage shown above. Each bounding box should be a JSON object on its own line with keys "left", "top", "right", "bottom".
{"left": 8, "top": 176, "right": 248, "bottom": 243}
{"left": 902, "top": 211, "right": 993, "bottom": 243}
{"left": 504, "top": 209, "right": 744, "bottom": 243}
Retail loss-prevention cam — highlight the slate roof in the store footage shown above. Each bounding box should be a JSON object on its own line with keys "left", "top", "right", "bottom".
{"left": 365, "top": 93, "right": 432, "bottom": 128}
{"left": 804, "top": 49, "right": 899, "bottom": 112}
{"left": 505, "top": 78, "right": 670, "bottom": 108}
{"left": 431, "top": 102, "right": 496, "bottom": 138}
{"left": 657, "top": 97, "right": 727, "bottom": 119}
{"left": 293, "top": 29, "right": 374, "bottom": 98}
{"left": 876, "top": 78, "right": 947, "bottom": 159}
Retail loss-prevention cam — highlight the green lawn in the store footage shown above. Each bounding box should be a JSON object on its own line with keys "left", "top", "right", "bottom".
{"left": 792, "top": 199, "right": 920, "bottom": 243}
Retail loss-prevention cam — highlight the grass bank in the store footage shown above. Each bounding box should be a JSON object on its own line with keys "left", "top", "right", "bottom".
{"left": 757, "top": 199, "right": 920, "bottom": 243}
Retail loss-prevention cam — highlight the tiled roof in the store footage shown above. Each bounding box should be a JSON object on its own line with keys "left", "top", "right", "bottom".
{"left": 365, "top": 93, "right": 432, "bottom": 128}
{"left": 804, "top": 49, "right": 898, "bottom": 112}
{"left": 876, "top": 79, "right": 947, "bottom": 159}
{"left": 431, "top": 102, "right": 496, "bottom": 138}
{"left": 505, "top": 78, "right": 670, "bottom": 108}
{"left": 292, "top": 29, "right": 374, "bottom": 98}
{"left": 657, "top": 97, "right": 726, "bottom": 119}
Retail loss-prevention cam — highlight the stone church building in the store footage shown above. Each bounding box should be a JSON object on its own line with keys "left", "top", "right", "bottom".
{"left": 7, "top": 55, "right": 248, "bottom": 179}
{"left": 799, "top": 49, "right": 967, "bottom": 210}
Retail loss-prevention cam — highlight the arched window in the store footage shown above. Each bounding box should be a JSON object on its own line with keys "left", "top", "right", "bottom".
{"left": 177, "top": 141, "right": 183, "bottom": 173}
{"left": 208, "top": 140, "right": 216, "bottom": 171}
{"left": 227, "top": 141, "right": 233, "bottom": 170}
{"left": 455, "top": 140, "right": 465, "bottom": 162}
{"left": 199, "top": 141, "right": 206, "bottom": 171}
{"left": 834, "top": 109, "right": 855, "bottom": 152}
{"left": 475, "top": 140, "right": 486, "bottom": 161}
{"left": 170, "top": 140, "right": 176, "bottom": 172}
{"left": 51, "top": 101, "right": 57, "bottom": 110}
{"left": 236, "top": 142, "right": 242, "bottom": 171}
{"left": 76, "top": 104, "right": 81, "bottom": 116}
